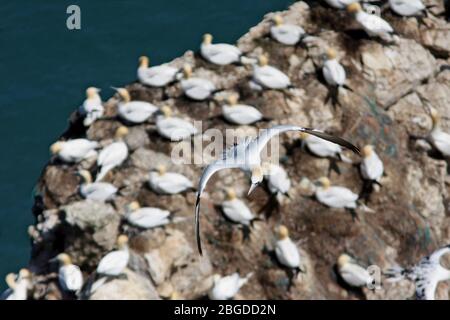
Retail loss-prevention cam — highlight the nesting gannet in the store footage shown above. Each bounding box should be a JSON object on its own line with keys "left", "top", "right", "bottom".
{"left": 195, "top": 125, "right": 360, "bottom": 253}
{"left": 299, "top": 132, "right": 349, "bottom": 162}
{"left": 50, "top": 139, "right": 98, "bottom": 163}
{"left": 200, "top": 33, "right": 242, "bottom": 65}
{"left": 264, "top": 163, "right": 291, "bottom": 196}
{"left": 323, "top": 48, "right": 346, "bottom": 87}
{"left": 347, "top": 3, "right": 394, "bottom": 40}
{"left": 180, "top": 64, "right": 216, "bottom": 101}
{"left": 275, "top": 226, "right": 302, "bottom": 272}
{"left": 96, "top": 235, "right": 130, "bottom": 277}
{"left": 270, "top": 15, "right": 306, "bottom": 46}
{"left": 360, "top": 145, "right": 384, "bottom": 182}
{"left": 78, "top": 87, "right": 104, "bottom": 127}
{"left": 114, "top": 87, "right": 158, "bottom": 124}
{"left": 385, "top": 245, "right": 450, "bottom": 300}
{"left": 148, "top": 165, "right": 193, "bottom": 195}
{"left": 208, "top": 272, "right": 253, "bottom": 300}
{"left": 252, "top": 55, "right": 292, "bottom": 90}
{"left": 54, "top": 253, "right": 83, "bottom": 293}
{"left": 337, "top": 254, "right": 373, "bottom": 288}
{"left": 389, "top": 0, "right": 425, "bottom": 16}
{"left": 125, "top": 201, "right": 171, "bottom": 229}
{"left": 315, "top": 177, "right": 359, "bottom": 209}
{"left": 137, "top": 56, "right": 179, "bottom": 87}
{"left": 428, "top": 108, "right": 450, "bottom": 157}
{"left": 78, "top": 170, "right": 117, "bottom": 202}
{"left": 221, "top": 188, "right": 255, "bottom": 225}
{"left": 156, "top": 105, "right": 198, "bottom": 141}
{"left": 96, "top": 126, "right": 129, "bottom": 182}
{"left": 325, "top": 0, "right": 359, "bottom": 9}
{"left": 222, "top": 94, "right": 263, "bottom": 125}
{"left": 1, "top": 269, "right": 31, "bottom": 300}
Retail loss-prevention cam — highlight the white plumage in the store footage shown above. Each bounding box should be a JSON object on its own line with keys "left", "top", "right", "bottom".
{"left": 348, "top": 3, "right": 394, "bottom": 38}
{"left": 264, "top": 163, "right": 291, "bottom": 195}
{"left": 323, "top": 49, "right": 346, "bottom": 87}
{"left": 181, "top": 64, "right": 216, "bottom": 100}
{"left": 221, "top": 189, "right": 255, "bottom": 225}
{"left": 222, "top": 95, "right": 263, "bottom": 125}
{"left": 78, "top": 87, "right": 104, "bottom": 127}
{"left": 338, "top": 254, "right": 373, "bottom": 287}
{"left": 156, "top": 106, "right": 198, "bottom": 141}
{"left": 315, "top": 177, "right": 358, "bottom": 209}
{"left": 118, "top": 101, "right": 158, "bottom": 124}
{"left": 96, "top": 127, "right": 129, "bottom": 182}
{"left": 270, "top": 15, "right": 306, "bottom": 45}
{"left": 208, "top": 272, "right": 253, "bottom": 300}
{"left": 325, "top": 0, "right": 359, "bottom": 9}
{"left": 201, "top": 34, "right": 242, "bottom": 65}
{"left": 2, "top": 270, "right": 30, "bottom": 300}
{"left": 55, "top": 253, "right": 83, "bottom": 293}
{"left": 148, "top": 166, "right": 193, "bottom": 195}
{"left": 275, "top": 226, "right": 301, "bottom": 269}
{"left": 125, "top": 202, "right": 171, "bottom": 229}
{"left": 96, "top": 235, "right": 130, "bottom": 277}
{"left": 360, "top": 145, "right": 384, "bottom": 182}
{"left": 389, "top": 0, "right": 425, "bottom": 16}
{"left": 301, "top": 132, "right": 343, "bottom": 158}
{"left": 50, "top": 139, "right": 98, "bottom": 163}
{"left": 429, "top": 108, "right": 450, "bottom": 157}
{"left": 252, "top": 56, "right": 291, "bottom": 90}
{"left": 137, "top": 56, "right": 179, "bottom": 87}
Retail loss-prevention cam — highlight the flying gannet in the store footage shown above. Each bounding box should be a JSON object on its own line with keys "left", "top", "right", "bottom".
{"left": 385, "top": 245, "right": 450, "bottom": 300}
{"left": 137, "top": 56, "right": 179, "bottom": 87}
{"left": 195, "top": 124, "right": 360, "bottom": 254}
{"left": 200, "top": 33, "right": 242, "bottom": 65}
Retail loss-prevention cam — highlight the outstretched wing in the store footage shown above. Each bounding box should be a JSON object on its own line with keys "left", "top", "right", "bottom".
{"left": 195, "top": 159, "right": 240, "bottom": 255}
{"left": 252, "top": 124, "right": 360, "bottom": 155}
{"left": 428, "top": 245, "right": 450, "bottom": 265}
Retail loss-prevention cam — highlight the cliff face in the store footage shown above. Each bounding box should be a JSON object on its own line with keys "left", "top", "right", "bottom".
{"left": 28, "top": 1, "right": 450, "bottom": 300}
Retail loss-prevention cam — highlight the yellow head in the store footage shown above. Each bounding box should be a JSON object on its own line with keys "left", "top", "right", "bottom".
{"left": 128, "top": 201, "right": 141, "bottom": 211}
{"left": 362, "top": 145, "right": 374, "bottom": 158}
{"left": 337, "top": 254, "right": 352, "bottom": 268}
{"left": 117, "top": 234, "right": 129, "bottom": 249}
{"left": 157, "top": 164, "right": 167, "bottom": 176}
{"left": 203, "top": 33, "right": 213, "bottom": 45}
{"left": 249, "top": 166, "right": 264, "bottom": 195}
{"left": 86, "top": 87, "right": 101, "bottom": 99}
{"left": 78, "top": 170, "right": 92, "bottom": 184}
{"left": 57, "top": 253, "right": 72, "bottom": 266}
{"left": 272, "top": 15, "right": 283, "bottom": 26}
{"left": 226, "top": 94, "right": 239, "bottom": 106}
{"left": 258, "top": 55, "right": 269, "bottom": 67}
{"left": 114, "top": 87, "right": 131, "bottom": 103}
{"left": 50, "top": 141, "right": 63, "bottom": 155}
{"left": 347, "top": 2, "right": 362, "bottom": 13}
{"left": 299, "top": 132, "right": 309, "bottom": 140}
{"left": 161, "top": 105, "right": 173, "bottom": 118}
{"left": 5, "top": 273, "right": 16, "bottom": 289}
{"left": 326, "top": 48, "right": 337, "bottom": 60}
{"left": 115, "top": 126, "right": 129, "bottom": 139}
{"left": 18, "top": 269, "right": 31, "bottom": 279}
{"left": 225, "top": 188, "right": 237, "bottom": 201}
{"left": 170, "top": 291, "right": 180, "bottom": 300}
{"left": 430, "top": 107, "right": 440, "bottom": 127}
{"left": 277, "top": 225, "right": 289, "bottom": 240}
{"left": 183, "top": 64, "right": 193, "bottom": 78}
{"left": 317, "top": 177, "right": 331, "bottom": 189}
{"left": 139, "top": 56, "right": 149, "bottom": 68}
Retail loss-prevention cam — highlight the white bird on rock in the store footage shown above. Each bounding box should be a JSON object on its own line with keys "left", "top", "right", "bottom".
{"left": 78, "top": 170, "right": 117, "bottom": 202}
{"left": 125, "top": 201, "right": 171, "bottom": 229}
{"left": 275, "top": 225, "right": 303, "bottom": 273}
{"left": 156, "top": 105, "right": 198, "bottom": 141}
{"left": 428, "top": 107, "right": 450, "bottom": 157}
{"left": 252, "top": 55, "right": 292, "bottom": 90}
{"left": 385, "top": 245, "right": 450, "bottom": 300}
{"left": 360, "top": 145, "right": 383, "bottom": 182}
{"left": 78, "top": 87, "right": 104, "bottom": 127}
{"left": 221, "top": 188, "right": 255, "bottom": 226}
{"left": 195, "top": 125, "right": 360, "bottom": 254}
{"left": 1, "top": 269, "right": 31, "bottom": 300}
{"left": 96, "top": 126, "right": 129, "bottom": 182}
{"left": 180, "top": 64, "right": 216, "bottom": 101}
{"left": 323, "top": 48, "right": 346, "bottom": 87}
{"left": 315, "top": 177, "right": 359, "bottom": 210}
{"left": 96, "top": 235, "right": 130, "bottom": 277}
{"left": 54, "top": 253, "right": 83, "bottom": 293}
{"left": 299, "top": 132, "right": 350, "bottom": 162}
{"left": 270, "top": 15, "right": 306, "bottom": 46}
{"left": 325, "top": 0, "right": 359, "bottom": 9}
{"left": 200, "top": 33, "right": 242, "bottom": 66}
{"left": 208, "top": 272, "right": 253, "bottom": 300}
{"left": 137, "top": 56, "right": 179, "bottom": 87}
{"left": 337, "top": 254, "right": 374, "bottom": 288}
{"left": 263, "top": 163, "right": 291, "bottom": 196}
{"left": 222, "top": 94, "right": 263, "bottom": 125}
{"left": 114, "top": 87, "right": 158, "bottom": 124}
{"left": 389, "top": 0, "right": 425, "bottom": 16}
{"left": 347, "top": 2, "right": 394, "bottom": 41}
{"left": 148, "top": 165, "right": 193, "bottom": 195}
{"left": 50, "top": 139, "right": 98, "bottom": 163}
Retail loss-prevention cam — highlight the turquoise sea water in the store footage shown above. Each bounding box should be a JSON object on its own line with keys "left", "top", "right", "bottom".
{"left": 0, "top": 0, "right": 293, "bottom": 292}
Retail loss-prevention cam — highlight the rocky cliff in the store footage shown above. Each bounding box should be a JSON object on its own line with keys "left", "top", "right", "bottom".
{"left": 27, "top": 1, "right": 450, "bottom": 300}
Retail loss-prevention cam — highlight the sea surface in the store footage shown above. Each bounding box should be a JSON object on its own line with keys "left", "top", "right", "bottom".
{"left": 0, "top": 0, "right": 293, "bottom": 292}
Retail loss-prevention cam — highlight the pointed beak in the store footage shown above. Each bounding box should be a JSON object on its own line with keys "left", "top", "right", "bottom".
{"left": 110, "top": 86, "right": 119, "bottom": 91}
{"left": 248, "top": 183, "right": 259, "bottom": 196}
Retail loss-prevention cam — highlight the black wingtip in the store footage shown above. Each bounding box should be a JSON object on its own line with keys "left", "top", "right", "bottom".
{"left": 195, "top": 195, "right": 203, "bottom": 256}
